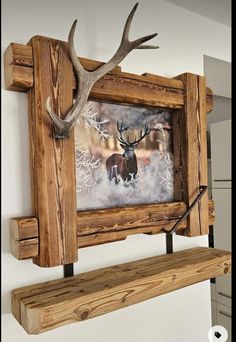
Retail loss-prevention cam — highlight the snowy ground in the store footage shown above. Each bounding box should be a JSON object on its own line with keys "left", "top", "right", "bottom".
{"left": 76, "top": 150, "right": 174, "bottom": 211}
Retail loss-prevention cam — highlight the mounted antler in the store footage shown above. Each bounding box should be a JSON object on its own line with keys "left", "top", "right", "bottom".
{"left": 46, "top": 3, "right": 159, "bottom": 138}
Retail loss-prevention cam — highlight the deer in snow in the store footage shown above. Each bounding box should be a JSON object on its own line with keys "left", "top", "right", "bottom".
{"left": 106, "top": 122, "right": 150, "bottom": 183}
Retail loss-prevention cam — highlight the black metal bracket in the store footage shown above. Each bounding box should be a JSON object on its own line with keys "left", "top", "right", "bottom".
{"left": 208, "top": 225, "right": 216, "bottom": 283}
{"left": 165, "top": 185, "right": 208, "bottom": 254}
{"left": 165, "top": 185, "right": 208, "bottom": 235}
{"left": 63, "top": 187, "right": 208, "bottom": 268}
{"left": 63, "top": 263, "right": 74, "bottom": 277}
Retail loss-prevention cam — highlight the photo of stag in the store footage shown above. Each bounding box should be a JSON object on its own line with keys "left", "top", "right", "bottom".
{"left": 75, "top": 101, "right": 174, "bottom": 211}
{"left": 106, "top": 122, "right": 150, "bottom": 183}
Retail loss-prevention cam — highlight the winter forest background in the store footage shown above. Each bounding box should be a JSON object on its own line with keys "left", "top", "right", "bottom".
{"left": 75, "top": 101, "right": 174, "bottom": 211}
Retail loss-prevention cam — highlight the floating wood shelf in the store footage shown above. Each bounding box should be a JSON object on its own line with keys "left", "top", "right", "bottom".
{"left": 12, "top": 247, "right": 231, "bottom": 334}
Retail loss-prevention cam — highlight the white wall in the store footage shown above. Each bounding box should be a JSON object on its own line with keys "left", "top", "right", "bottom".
{"left": 207, "top": 96, "right": 231, "bottom": 131}
{"left": 2, "top": 1, "right": 231, "bottom": 341}
{"left": 204, "top": 56, "right": 231, "bottom": 98}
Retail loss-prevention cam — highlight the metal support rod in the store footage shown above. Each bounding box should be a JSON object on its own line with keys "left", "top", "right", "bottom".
{"left": 163, "top": 185, "right": 208, "bottom": 235}
{"left": 209, "top": 224, "right": 216, "bottom": 283}
{"left": 63, "top": 263, "right": 74, "bottom": 278}
{"left": 166, "top": 234, "right": 173, "bottom": 254}
{"left": 164, "top": 185, "right": 208, "bottom": 255}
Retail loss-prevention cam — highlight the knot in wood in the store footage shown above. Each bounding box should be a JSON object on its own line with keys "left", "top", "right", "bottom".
{"left": 80, "top": 310, "right": 90, "bottom": 320}
{"left": 224, "top": 266, "right": 229, "bottom": 274}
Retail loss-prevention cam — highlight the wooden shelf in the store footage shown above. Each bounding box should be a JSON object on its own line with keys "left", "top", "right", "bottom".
{"left": 12, "top": 247, "right": 231, "bottom": 334}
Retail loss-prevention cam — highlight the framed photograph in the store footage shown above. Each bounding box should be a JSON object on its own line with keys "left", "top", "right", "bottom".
{"left": 75, "top": 101, "right": 174, "bottom": 211}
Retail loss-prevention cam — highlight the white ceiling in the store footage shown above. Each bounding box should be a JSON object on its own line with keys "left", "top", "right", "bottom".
{"left": 166, "top": 0, "right": 231, "bottom": 26}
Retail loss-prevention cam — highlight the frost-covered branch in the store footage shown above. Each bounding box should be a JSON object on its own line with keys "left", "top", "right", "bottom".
{"left": 154, "top": 123, "right": 164, "bottom": 131}
{"left": 75, "top": 145, "right": 101, "bottom": 193}
{"left": 79, "top": 103, "right": 112, "bottom": 140}
{"left": 158, "top": 153, "right": 174, "bottom": 190}
{"left": 154, "top": 122, "right": 167, "bottom": 150}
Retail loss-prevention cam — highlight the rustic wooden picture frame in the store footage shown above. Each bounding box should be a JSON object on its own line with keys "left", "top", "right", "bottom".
{"left": 5, "top": 37, "right": 215, "bottom": 268}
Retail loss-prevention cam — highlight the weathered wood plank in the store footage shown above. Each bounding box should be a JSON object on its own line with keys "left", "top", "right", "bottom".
{"left": 89, "top": 73, "right": 184, "bottom": 108}
{"left": 4, "top": 43, "right": 33, "bottom": 92}
{"left": 12, "top": 247, "right": 231, "bottom": 334}
{"left": 142, "top": 72, "right": 183, "bottom": 89}
{"left": 4, "top": 43, "right": 213, "bottom": 112}
{"left": 10, "top": 200, "right": 215, "bottom": 260}
{"left": 172, "top": 109, "right": 182, "bottom": 202}
{"left": 77, "top": 202, "right": 186, "bottom": 236}
{"left": 27, "top": 36, "right": 77, "bottom": 267}
{"left": 4, "top": 65, "right": 33, "bottom": 92}
{"left": 197, "top": 76, "right": 209, "bottom": 234}
{"left": 10, "top": 217, "right": 38, "bottom": 240}
{"left": 174, "top": 73, "right": 209, "bottom": 237}
{"left": 4, "top": 43, "right": 122, "bottom": 71}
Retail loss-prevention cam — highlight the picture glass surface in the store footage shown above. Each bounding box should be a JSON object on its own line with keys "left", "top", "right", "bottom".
{"left": 75, "top": 101, "right": 174, "bottom": 211}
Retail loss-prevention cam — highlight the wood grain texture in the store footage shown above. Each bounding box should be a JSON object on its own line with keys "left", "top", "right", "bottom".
{"left": 10, "top": 217, "right": 38, "bottom": 240}
{"left": 10, "top": 200, "right": 215, "bottom": 260}
{"left": 77, "top": 202, "right": 186, "bottom": 236}
{"left": 10, "top": 239, "right": 39, "bottom": 260}
{"left": 173, "top": 73, "right": 209, "bottom": 237}
{"left": 4, "top": 43, "right": 33, "bottom": 92}
{"left": 197, "top": 76, "right": 209, "bottom": 233}
{"left": 12, "top": 247, "right": 231, "bottom": 334}
{"left": 27, "top": 36, "right": 77, "bottom": 267}
{"left": 193, "top": 75, "right": 209, "bottom": 235}
{"left": 5, "top": 41, "right": 213, "bottom": 263}
{"left": 4, "top": 43, "right": 213, "bottom": 112}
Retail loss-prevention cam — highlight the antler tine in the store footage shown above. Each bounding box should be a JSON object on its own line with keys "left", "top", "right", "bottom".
{"left": 92, "top": 2, "right": 158, "bottom": 82}
{"left": 143, "top": 123, "right": 151, "bottom": 137}
{"left": 117, "top": 121, "right": 130, "bottom": 146}
{"left": 136, "top": 44, "right": 159, "bottom": 49}
{"left": 145, "top": 122, "right": 151, "bottom": 134}
{"left": 123, "top": 3, "right": 159, "bottom": 50}
{"left": 117, "top": 121, "right": 129, "bottom": 133}
{"left": 45, "top": 97, "right": 72, "bottom": 138}
{"left": 130, "top": 123, "right": 150, "bottom": 146}
{"left": 68, "top": 20, "right": 85, "bottom": 76}
{"left": 117, "top": 121, "right": 122, "bottom": 134}
{"left": 121, "top": 2, "right": 138, "bottom": 42}
{"left": 134, "top": 34, "right": 159, "bottom": 50}
{"left": 117, "top": 121, "right": 122, "bottom": 132}
{"left": 46, "top": 98, "right": 65, "bottom": 131}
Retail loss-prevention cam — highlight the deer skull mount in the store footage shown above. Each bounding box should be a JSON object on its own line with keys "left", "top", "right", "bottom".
{"left": 46, "top": 3, "right": 159, "bottom": 139}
